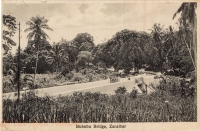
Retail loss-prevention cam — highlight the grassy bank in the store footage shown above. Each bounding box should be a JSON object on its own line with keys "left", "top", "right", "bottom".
{"left": 3, "top": 77, "right": 197, "bottom": 123}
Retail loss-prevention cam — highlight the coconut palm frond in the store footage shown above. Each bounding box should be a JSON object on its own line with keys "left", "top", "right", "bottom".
{"left": 40, "top": 29, "right": 51, "bottom": 40}
{"left": 25, "top": 21, "right": 35, "bottom": 28}
{"left": 40, "top": 25, "right": 53, "bottom": 31}
{"left": 173, "top": 3, "right": 186, "bottom": 19}
{"left": 40, "top": 16, "right": 48, "bottom": 23}
{"left": 24, "top": 27, "right": 36, "bottom": 32}
{"left": 30, "top": 16, "right": 37, "bottom": 23}
{"left": 26, "top": 30, "right": 37, "bottom": 39}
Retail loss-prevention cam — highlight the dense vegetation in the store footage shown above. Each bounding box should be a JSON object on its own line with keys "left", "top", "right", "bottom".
{"left": 2, "top": 3, "right": 197, "bottom": 92}
{"left": 6, "top": 25, "right": 194, "bottom": 75}
{"left": 3, "top": 76, "right": 197, "bottom": 122}
{"left": 2, "top": 2, "right": 197, "bottom": 123}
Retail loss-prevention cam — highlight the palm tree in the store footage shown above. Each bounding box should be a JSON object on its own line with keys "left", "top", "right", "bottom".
{"left": 46, "top": 42, "right": 69, "bottom": 72}
{"left": 173, "top": 2, "right": 197, "bottom": 73}
{"left": 149, "top": 24, "right": 166, "bottom": 70}
{"left": 149, "top": 24, "right": 174, "bottom": 71}
{"left": 24, "top": 16, "right": 53, "bottom": 83}
{"left": 58, "top": 39, "right": 80, "bottom": 64}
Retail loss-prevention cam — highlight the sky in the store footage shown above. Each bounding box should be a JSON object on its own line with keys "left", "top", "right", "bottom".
{"left": 2, "top": 1, "right": 182, "bottom": 53}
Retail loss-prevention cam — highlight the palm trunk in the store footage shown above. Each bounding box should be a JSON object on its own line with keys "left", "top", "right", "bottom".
{"left": 34, "top": 43, "right": 39, "bottom": 86}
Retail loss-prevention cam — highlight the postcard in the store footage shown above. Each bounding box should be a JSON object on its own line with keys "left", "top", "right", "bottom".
{"left": 1, "top": 0, "right": 199, "bottom": 130}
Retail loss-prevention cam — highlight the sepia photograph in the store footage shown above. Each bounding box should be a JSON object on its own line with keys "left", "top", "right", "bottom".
{"left": 1, "top": 0, "right": 199, "bottom": 130}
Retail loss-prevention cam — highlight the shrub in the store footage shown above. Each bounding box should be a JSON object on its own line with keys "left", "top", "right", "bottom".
{"left": 115, "top": 86, "right": 127, "bottom": 94}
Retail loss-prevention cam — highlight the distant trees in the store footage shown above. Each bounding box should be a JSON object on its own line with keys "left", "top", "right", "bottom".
{"left": 73, "top": 33, "right": 95, "bottom": 52}
{"left": 46, "top": 42, "right": 69, "bottom": 72}
{"left": 75, "top": 51, "right": 93, "bottom": 71}
{"left": 95, "top": 29, "right": 146, "bottom": 73}
{"left": 15, "top": 31, "right": 95, "bottom": 75}
{"left": 92, "top": 23, "right": 194, "bottom": 76}
{"left": 2, "top": 12, "right": 196, "bottom": 80}
{"left": 60, "top": 39, "right": 79, "bottom": 63}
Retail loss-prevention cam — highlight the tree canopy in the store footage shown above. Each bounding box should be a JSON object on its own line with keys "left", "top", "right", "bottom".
{"left": 2, "top": 14, "right": 17, "bottom": 55}
{"left": 3, "top": 2, "right": 197, "bottom": 80}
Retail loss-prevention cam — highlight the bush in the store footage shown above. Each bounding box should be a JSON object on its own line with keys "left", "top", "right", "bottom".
{"left": 115, "top": 86, "right": 127, "bottom": 94}
{"left": 157, "top": 76, "right": 196, "bottom": 98}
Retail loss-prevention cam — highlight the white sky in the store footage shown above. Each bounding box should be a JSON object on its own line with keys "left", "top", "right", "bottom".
{"left": 2, "top": 1, "right": 182, "bottom": 53}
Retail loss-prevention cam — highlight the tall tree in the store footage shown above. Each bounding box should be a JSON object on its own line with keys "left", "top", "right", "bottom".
{"left": 2, "top": 15, "right": 17, "bottom": 55}
{"left": 99, "top": 29, "right": 144, "bottom": 73}
{"left": 173, "top": 2, "right": 197, "bottom": 73}
{"left": 148, "top": 24, "right": 173, "bottom": 71}
{"left": 24, "top": 16, "right": 53, "bottom": 82}
{"left": 116, "top": 37, "right": 145, "bottom": 73}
